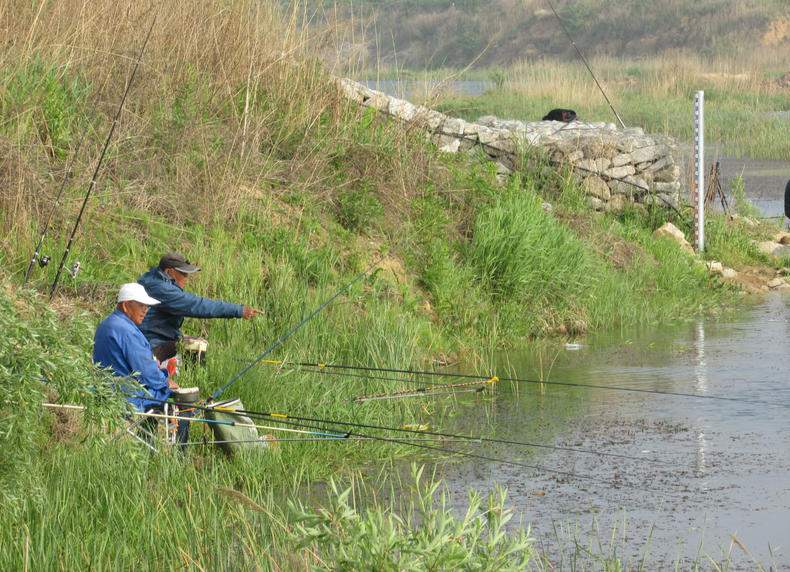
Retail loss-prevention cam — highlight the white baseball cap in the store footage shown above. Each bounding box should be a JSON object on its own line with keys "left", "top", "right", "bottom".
{"left": 117, "top": 283, "right": 160, "bottom": 306}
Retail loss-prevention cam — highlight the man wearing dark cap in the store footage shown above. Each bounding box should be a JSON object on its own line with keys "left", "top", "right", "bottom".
{"left": 137, "top": 252, "right": 259, "bottom": 361}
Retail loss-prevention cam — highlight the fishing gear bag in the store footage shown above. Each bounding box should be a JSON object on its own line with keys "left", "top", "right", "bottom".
{"left": 205, "top": 399, "right": 268, "bottom": 456}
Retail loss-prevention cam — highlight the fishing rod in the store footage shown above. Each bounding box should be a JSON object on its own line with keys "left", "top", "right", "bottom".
{"left": 49, "top": 8, "right": 159, "bottom": 299}
{"left": 62, "top": 397, "right": 673, "bottom": 491}
{"left": 353, "top": 377, "right": 498, "bottom": 403}
{"left": 148, "top": 400, "right": 658, "bottom": 490}
{"left": 265, "top": 360, "right": 784, "bottom": 406}
{"left": 354, "top": 384, "right": 490, "bottom": 403}
{"left": 211, "top": 257, "right": 382, "bottom": 400}
{"left": 543, "top": 0, "right": 626, "bottom": 129}
{"left": 248, "top": 359, "right": 452, "bottom": 387}
{"left": 149, "top": 397, "right": 669, "bottom": 465}
{"left": 180, "top": 436, "right": 479, "bottom": 446}
{"left": 251, "top": 359, "right": 499, "bottom": 400}
{"left": 23, "top": 134, "right": 88, "bottom": 284}
{"left": 227, "top": 409, "right": 670, "bottom": 493}
{"left": 42, "top": 403, "right": 346, "bottom": 439}
{"left": 232, "top": 406, "right": 672, "bottom": 466}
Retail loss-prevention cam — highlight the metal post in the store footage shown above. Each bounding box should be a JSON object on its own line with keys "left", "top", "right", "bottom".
{"left": 693, "top": 91, "right": 705, "bottom": 252}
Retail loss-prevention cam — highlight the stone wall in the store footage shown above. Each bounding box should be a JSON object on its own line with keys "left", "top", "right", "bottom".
{"left": 338, "top": 78, "right": 683, "bottom": 212}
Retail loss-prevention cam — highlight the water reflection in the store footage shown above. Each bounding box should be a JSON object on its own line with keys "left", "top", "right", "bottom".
{"left": 693, "top": 320, "right": 708, "bottom": 476}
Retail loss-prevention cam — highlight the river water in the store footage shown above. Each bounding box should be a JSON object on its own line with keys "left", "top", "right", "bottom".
{"left": 360, "top": 78, "right": 789, "bottom": 566}
{"left": 429, "top": 295, "right": 790, "bottom": 568}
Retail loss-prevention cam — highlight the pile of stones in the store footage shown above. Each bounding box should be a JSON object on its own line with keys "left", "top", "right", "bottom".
{"left": 338, "top": 78, "right": 684, "bottom": 213}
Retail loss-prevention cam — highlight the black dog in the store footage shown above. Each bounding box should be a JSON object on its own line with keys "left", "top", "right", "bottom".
{"left": 542, "top": 109, "right": 577, "bottom": 122}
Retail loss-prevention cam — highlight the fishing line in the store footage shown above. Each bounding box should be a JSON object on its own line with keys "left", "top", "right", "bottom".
{"left": 49, "top": 6, "right": 159, "bottom": 299}
{"left": 146, "top": 398, "right": 668, "bottom": 466}
{"left": 272, "top": 360, "right": 786, "bottom": 407}
{"left": 211, "top": 257, "right": 382, "bottom": 400}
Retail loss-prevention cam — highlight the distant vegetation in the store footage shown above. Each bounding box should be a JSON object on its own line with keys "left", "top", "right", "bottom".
{"left": 433, "top": 55, "right": 790, "bottom": 160}
{"left": 318, "top": 0, "right": 789, "bottom": 69}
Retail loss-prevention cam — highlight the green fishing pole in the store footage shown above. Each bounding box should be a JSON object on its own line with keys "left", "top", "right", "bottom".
{"left": 211, "top": 257, "right": 382, "bottom": 400}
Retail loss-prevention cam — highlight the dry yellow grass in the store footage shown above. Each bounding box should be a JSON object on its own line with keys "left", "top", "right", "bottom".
{"left": 506, "top": 51, "right": 786, "bottom": 103}
{"left": 0, "top": 0, "right": 449, "bottom": 269}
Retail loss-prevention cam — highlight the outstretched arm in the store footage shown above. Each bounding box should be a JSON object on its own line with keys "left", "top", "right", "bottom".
{"left": 157, "top": 287, "right": 245, "bottom": 319}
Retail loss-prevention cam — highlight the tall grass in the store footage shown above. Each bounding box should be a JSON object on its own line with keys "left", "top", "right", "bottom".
{"left": 0, "top": 280, "right": 536, "bottom": 569}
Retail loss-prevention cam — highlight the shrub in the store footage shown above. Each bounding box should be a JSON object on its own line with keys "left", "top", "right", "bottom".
{"left": 336, "top": 186, "right": 384, "bottom": 232}
{"left": 0, "top": 284, "right": 121, "bottom": 513}
{"left": 289, "top": 466, "right": 534, "bottom": 571}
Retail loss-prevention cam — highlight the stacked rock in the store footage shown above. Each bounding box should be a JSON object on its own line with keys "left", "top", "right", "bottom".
{"left": 338, "top": 78, "right": 683, "bottom": 212}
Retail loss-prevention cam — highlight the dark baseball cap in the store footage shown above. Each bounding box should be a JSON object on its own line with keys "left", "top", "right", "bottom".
{"left": 159, "top": 252, "right": 200, "bottom": 274}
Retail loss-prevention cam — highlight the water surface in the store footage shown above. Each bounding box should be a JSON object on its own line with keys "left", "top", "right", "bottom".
{"left": 430, "top": 296, "right": 790, "bottom": 568}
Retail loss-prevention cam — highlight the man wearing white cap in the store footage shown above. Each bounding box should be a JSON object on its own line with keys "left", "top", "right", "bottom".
{"left": 93, "top": 283, "right": 176, "bottom": 411}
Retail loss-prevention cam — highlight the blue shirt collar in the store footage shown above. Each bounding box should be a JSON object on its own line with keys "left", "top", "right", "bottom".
{"left": 113, "top": 308, "right": 140, "bottom": 330}
{"left": 151, "top": 266, "right": 183, "bottom": 291}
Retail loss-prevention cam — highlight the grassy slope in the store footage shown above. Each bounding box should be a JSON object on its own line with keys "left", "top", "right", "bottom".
{"left": 325, "top": 0, "right": 789, "bottom": 68}
{"left": 0, "top": 1, "right": 780, "bottom": 568}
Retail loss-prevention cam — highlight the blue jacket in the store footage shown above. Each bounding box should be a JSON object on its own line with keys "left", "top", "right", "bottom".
{"left": 93, "top": 309, "right": 171, "bottom": 411}
{"left": 137, "top": 267, "right": 243, "bottom": 348}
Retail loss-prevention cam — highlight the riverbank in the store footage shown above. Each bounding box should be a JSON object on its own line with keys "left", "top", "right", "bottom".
{"left": 1, "top": 1, "right": 787, "bottom": 568}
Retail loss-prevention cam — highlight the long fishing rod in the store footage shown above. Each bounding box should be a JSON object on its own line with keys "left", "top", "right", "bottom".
{"left": 354, "top": 383, "right": 490, "bottom": 403}
{"left": 249, "top": 359, "right": 451, "bottom": 387}
{"left": 211, "top": 257, "right": 382, "bottom": 400}
{"left": 49, "top": 9, "right": 159, "bottom": 299}
{"left": 23, "top": 134, "right": 88, "bottom": 284}
{"left": 146, "top": 400, "right": 656, "bottom": 490}
{"left": 150, "top": 397, "right": 668, "bottom": 465}
{"left": 221, "top": 409, "right": 669, "bottom": 493}
{"left": 180, "top": 436, "right": 478, "bottom": 446}
{"left": 71, "top": 397, "right": 672, "bottom": 491}
{"left": 268, "top": 360, "right": 783, "bottom": 406}
{"left": 543, "top": 0, "right": 626, "bottom": 129}
{"left": 233, "top": 406, "right": 671, "bottom": 466}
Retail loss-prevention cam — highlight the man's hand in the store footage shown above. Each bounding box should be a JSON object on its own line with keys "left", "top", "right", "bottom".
{"left": 242, "top": 306, "right": 260, "bottom": 319}
{"left": 168, "top": 378, "right": 180, "bottom": 390}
